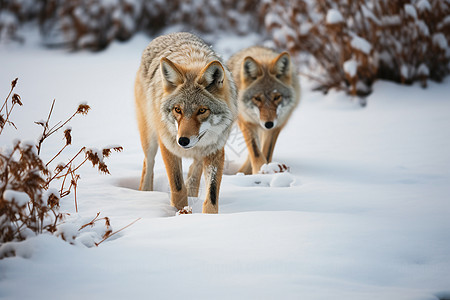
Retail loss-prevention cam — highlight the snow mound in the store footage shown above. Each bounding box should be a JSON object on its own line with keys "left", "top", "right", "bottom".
{"left": 3, "top": 190, "right": 30, "bottom": 207}
{"left": 350, "top": 35, "right": 372, "bottom": 54}
{"left": 326, "top": 9, "right": 344, "bottom": 24}
{"left": 231, "top": 172, "right": 296, "bottom": 188}
{"left": 343, "top": 59, "right": 358, "bottom": 78}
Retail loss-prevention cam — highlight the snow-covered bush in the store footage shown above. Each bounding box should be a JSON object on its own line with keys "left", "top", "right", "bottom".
{"left": 1, "top": 0, "right": 449, "bottom": 93}
{"left": 0, "top": 140, "right": 61, "bottom": 244}
{"left": 1, "top": 0, "right": 262, "bottom": 50}
{"left": 0, "top": 0, "right": 42, "bottom": 42}
{"left": 264, "top": 0, "right": 450, "bottom": 95}
{"left": 167, "top": 0, "right": 261, "bottom": 35}
{"left": 0, "top": 78, "right": 122, "bottom": 249}
{"left": 40, "top": 0, "right": 145, "bottom": 50}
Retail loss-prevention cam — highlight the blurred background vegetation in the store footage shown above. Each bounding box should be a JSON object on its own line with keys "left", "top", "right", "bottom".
{"left": 0, "top": 0, "right": 449, "bottom": 95}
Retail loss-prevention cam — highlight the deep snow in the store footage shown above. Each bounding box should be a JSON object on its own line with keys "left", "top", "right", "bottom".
{"left": 0, "top": 30, "right": 450, "bottom": 300}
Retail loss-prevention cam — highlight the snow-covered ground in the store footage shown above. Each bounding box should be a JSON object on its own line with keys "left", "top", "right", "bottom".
{"left": 1, "top": 30, "right": 450, "bottom": 300}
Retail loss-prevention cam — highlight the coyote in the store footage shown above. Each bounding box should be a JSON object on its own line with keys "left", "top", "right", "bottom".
{"left": 135, "top": 32, "right": 237, "bottom": 213}
{"left": 228, "top": 46, "right": 300, "bottom": 174}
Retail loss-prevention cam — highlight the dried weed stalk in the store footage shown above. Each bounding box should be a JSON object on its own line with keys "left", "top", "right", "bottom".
{"left": 35, "top": 99, "right": 90, "bottom": 155}
{"left": 0, "top": 78, "right": 22, "bottom": 134}
{"left": 78, "top": 212, "right": 141, "bottom": 247}
{"left": 94, "top": 217, "right": 141, "bottom": 247}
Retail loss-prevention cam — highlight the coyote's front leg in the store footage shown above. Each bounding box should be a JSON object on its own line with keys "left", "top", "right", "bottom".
{"left": 186, "top": 159, "right": 203, "bottom": 197}
{"left": 261, "top": 127, "right": 281, "bottom": 163}
{"left": 202, "top": 148, "right": 224, "bottom": 214}
{"left": 238, "top": 120, "right": 267, "bottom": 174}
{"left": 159, "top": 140, "right": 188, "bottom": 210}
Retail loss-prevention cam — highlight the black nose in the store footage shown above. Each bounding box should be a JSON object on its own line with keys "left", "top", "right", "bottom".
{"left": 265, "top": 121, "right": 274, "bottom": 129}
{"left": 178, "top": 137, "right": 190, "bottom": 147}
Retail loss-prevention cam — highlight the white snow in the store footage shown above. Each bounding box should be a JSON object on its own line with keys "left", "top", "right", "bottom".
{"left": 272, "top": 27, "right": 287, "bottom": 45}
{"left": 416, "top": 0, "right": 432, "bottom": 12}
{"left": 343, "top": 58, "right": 358, "bottom": 78}
{"left": 442, "top": 15, "right": 450, "bottom": 28}
{"left": 121, "top": 14, "right": 135, "bottom": 33}
{"left": 416, "top": 20, "right": 430, "bottom": 36}
{"left": 381, "top": 15, "right": 402, "bottom": 27}
{"left": 73, "top": 7, "right": 88, "bottom": 25}
{"left": 77, "top": 33, "right": 96, "bottom": 48}
{"left": 0, "top": 28, "right": 450, "bottom": 300}
{"left": 299, "top": 22, "right": 312, "bottom": 36}
{"left": 100, "top": 0, "right": 119, "bottom": 8}
{"left": 0, "top": 11, "right": 17, "bottom": 27}
{"left": 417, "top": 63, "right": 430, "bottom": 76}
{"left": 3, "top": 190, "right": 30, "bottom": 207}
{"left": 350, "top": 34, "right": 372, "bottom": 54}
{"left": 0, "top": 11, "right": 18, "bottom": 43}
{"left": 361, "top": 5, "right": 381, "bottom": 26}
{"left": 268, "top": 172, "right": 295, "bottom": 187}
{"left": 355, "top": 80, "right": 370, "bottom": 94}
{"left": 404, "top": 4, "right": 418, "bottom": 19}
{"left": 400, "top": 64, "right": 409, "bottom": 79}
{"left": 281, "top": 24, "right": 297, "bottom": 40}
{"left": 326, "top": 9, "right": 344, "bottom": 24}
{"left": 432, "top": 33, "right": 448, "bottom": 50}
{"left": 265, "top": 11, "right": 283, "bottom": 28}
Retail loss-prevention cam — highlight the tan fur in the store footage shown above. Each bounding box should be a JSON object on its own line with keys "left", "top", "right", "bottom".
{"left": 228, "top": 47, "right": 300, "bottom": 174}
{"left": 135, "top": 32, "right": 237, "bottom": 213}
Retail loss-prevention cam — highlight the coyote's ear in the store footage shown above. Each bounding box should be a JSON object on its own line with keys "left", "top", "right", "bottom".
{"left": 160, "top": 57, "right": 184, "bottom": 90}
{"left": 197, "top": 60, "right": 225, "bottom": 93}
{"left": 270, "top": 52, "right": 291, "bottom": 79}
{"left": 242, "top": 56, "right": 262, "bottom": 82}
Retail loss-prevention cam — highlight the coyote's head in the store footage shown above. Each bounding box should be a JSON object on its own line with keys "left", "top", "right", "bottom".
{"left": 239, "top": 52, "right": 295, "bottom": 130}
{"left": 160, "top": 57, "right": 235, "bottom": 150}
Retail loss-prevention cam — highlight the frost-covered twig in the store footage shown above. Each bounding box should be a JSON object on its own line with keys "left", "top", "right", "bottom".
{"left": 36, "top": 99, "right": 90, "bottom": 155}
{"left": 0, "top": 78, "right": 22, "bottom": 134}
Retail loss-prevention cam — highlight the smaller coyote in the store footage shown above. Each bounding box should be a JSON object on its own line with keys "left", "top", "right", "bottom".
{"left": 228, "top": 46, "right": 300, "bottom": 174}
{"left": 135, "top": 32, "right": 237, "bottom": 213}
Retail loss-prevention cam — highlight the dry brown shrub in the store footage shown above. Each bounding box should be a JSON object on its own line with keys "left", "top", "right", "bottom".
{"left": 263, "top": 0, "right": 450, "bottom": 96}
{"left": 0, "top": 78, "right": 121, "bottom": 246}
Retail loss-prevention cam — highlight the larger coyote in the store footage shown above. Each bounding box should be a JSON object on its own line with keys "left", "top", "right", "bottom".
{"left": 135, "top": 32, "right": 237, "bottom": 213}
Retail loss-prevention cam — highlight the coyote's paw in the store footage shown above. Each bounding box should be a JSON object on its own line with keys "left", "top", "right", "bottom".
{"left": 176, "top": 206, "right": 193, "bottom": 216}
{"left": 259, "top": 162, "right": 290, "bottom": 174}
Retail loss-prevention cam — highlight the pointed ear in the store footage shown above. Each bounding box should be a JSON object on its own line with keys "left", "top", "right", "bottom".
{"left": 270, "top": 52, "right": 291, "bottom": 79}
{"left": 197, "top": 60, "right": 225, "bottom": 93}
{"left": 242, "top": 56, "right": 262, "bottom": 81}
{"left": 160, "top": 57, "right": 184, "bottom": 90}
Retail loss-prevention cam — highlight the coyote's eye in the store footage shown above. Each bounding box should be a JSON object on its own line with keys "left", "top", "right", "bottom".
{"left": 174, "top": 106, "right": 182, "bottom": 114}
{"left": 197, "top": 108, "right": 207, "bottom": 115}
{"left": 254, "top": 96, "right": 262, "bottom": 102}
{"left": 273, "top": 94, "right": 281, "bottom": 101}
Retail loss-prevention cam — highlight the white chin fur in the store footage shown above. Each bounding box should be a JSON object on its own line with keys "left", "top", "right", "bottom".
{"left": 176, "top": 116, "right": 229, "bottom": 150}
